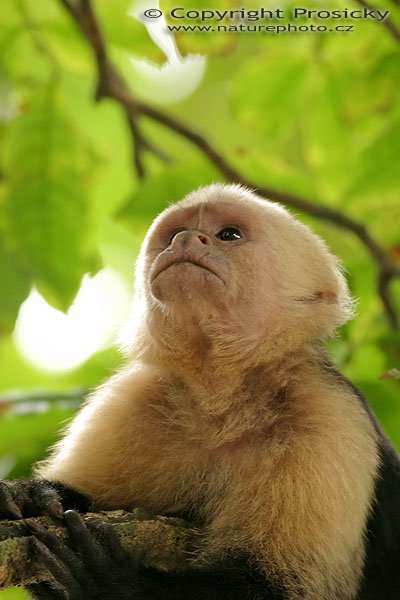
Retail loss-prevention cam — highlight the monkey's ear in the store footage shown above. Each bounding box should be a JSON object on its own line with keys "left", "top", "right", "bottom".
{"left": 295, "top": 291, "right": 338, "bottom": 304}
{"left": 314, "top": 290, "right": 337, "bottom": 304}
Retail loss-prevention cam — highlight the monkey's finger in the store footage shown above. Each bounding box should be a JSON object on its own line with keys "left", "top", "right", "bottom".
{"left": 26, "top": 520, "right": 84, "bottom": 578}
{"left": 0, "top": 481, "right": 23, "bottom": 519}
{"left": 64, "top": 510, "right": 101, "bottom": 567}
{"left": 25, "top": 481, "right": 65, "bottom": 518}
{"left": 86, "top": 517, "right": 129, "bottom": 562}
{"left": 30, "top": 537, "right": 83, "bottom": 600}
{"left": 26, "top": 582, "right": 65, "bottom": 600}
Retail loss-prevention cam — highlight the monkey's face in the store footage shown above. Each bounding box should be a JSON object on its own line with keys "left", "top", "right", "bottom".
{"left": 130, "top": 185, "right": 352, "bottom": 359}
{"left": 142, "top": 200, "right": 279, "bottom": 336}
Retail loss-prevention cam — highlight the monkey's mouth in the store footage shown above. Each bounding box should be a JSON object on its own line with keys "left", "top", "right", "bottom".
{"left": 152, "top": 258, "right": 224, "bottom": 284}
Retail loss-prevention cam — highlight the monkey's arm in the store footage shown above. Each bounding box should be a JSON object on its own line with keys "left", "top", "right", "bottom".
{"left": 0, "top": 479, "right": 91, "bottom": 520}
{"left": 26, "top": 511, "right": 275, "bottom": 600}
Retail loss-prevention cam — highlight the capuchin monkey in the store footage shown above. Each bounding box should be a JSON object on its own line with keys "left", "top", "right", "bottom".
{"left": 0, "top": 184, "right": 399, "bottom": 600}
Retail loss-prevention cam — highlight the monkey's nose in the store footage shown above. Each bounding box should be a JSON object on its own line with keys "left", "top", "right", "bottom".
{"left": 171, "top": 230, "right": 211, "bottom": 249}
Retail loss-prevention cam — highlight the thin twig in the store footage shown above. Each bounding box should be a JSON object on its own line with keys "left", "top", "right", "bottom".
{"left": 125, "top": 113, "right": 172, "bottom": 179}
{"left": 126, "top": 114, "right": 147, "bottom": 179}
{"left": 378, "top": 269, "right": 399, "bottom": 330}
{"left": 56, "top": 0, "right": 400, "bottom": 329}
{"left": 355, "top": 0, "right": 400, "bottom": 43}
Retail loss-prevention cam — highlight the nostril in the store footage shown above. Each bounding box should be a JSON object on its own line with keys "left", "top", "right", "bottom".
{"left": 171, "top": 230, "right": 210, "bottom": 248}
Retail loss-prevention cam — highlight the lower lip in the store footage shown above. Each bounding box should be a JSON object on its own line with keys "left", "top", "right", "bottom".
{"left": 158, "top": 261, "right": 220, "bottom": 280}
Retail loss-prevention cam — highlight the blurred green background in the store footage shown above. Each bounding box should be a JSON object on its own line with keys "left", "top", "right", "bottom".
{"left": 0, "top": 0, "right": 399, "bottom": 596}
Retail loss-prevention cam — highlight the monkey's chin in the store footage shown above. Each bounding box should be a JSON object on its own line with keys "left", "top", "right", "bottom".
{"left": 150, "top": 263, "right": 225, "bottom": 304}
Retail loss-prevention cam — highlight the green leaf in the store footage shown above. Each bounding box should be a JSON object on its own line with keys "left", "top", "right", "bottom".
{"left": 345, "top": 344, "right": 386, "bottom": 381}
{"left": 0, "top": 407, "right": 76, "bottom": 478}
{"left": 232, "top": 55, "right": 309, "bottom": 142}
{"left": 301, "top": 67, "right": 351, "bottom": 200}
{"left": 347, "top": 117, "right": 400, "bottom": 198}
{"left": 0, "top": 241, "right": 30, "bottom": 334}
{"left": 0, "top": 588, "right": 29, "bottom": 600}
{"left": 118, "top": 161, "right": 221, "bottom": 228}
{"left": 4, "top": 83, "right": 97, "bottom": 310}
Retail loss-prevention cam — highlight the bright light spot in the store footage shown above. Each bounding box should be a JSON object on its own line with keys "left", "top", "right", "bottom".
{"left": 126, "top": 55, "right": 206, "bottom": 104}
{"left": 14, "top": 270, "right": 131, "bottom": 373}
{"left": 126, "top": 0, "right": 207, "bottom": 104}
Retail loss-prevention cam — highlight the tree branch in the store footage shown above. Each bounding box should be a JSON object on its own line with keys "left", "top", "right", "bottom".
{"left": 355, "top": 0, "right": 400, "bottom": 43}
{"left": 0, "top": 509, "right": 195, "bottom": 589}
{"left": 125, "top": 114, "right": 172, "bottom": 180}
{"left": 59, "top": 0, "right": 168, "bottom": 179}
{"left": 126, "top": 114, "right": 147, "bottom": 180}
{"left": 0, "top": 389, "right": 85, "bottom": 416}
{"left": 56, "top": 0, "right": 400, "bottom": 329}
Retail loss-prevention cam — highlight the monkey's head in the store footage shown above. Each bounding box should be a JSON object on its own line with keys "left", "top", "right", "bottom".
{"left": 128, "top": 185, "right": 353, "bottom": 367}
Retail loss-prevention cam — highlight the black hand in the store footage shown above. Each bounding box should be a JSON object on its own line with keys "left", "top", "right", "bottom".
{"left": 0, "top": 480, "right": 64, "bottom": 520}
{"left": 0, "top": 480, "right": 91, "bottom": 520}
{"left": 27, "top": 510, "right": 139, "bottom": 600}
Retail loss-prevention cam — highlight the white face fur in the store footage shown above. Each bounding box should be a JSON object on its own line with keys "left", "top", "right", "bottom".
{"left": 131, "top": 184, "right": 353, "bottom": 361}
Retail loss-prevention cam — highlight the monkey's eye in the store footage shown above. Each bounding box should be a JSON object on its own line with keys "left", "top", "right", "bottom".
{"left": 216, "top": 227, "right": 242, "bottom": 242}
